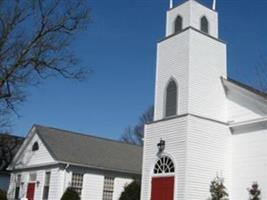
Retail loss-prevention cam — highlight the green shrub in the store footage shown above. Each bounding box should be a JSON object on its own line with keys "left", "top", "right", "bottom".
{"left": 248, "top": 182, "right": 261, "bottom": 200}
{"left": 61, "top": 187, "right": 80, "bottom": 200}
{"left": 119, "top": 180, "right": 141, "bottom": 200}
{"left": 0, "top": 189, "right": 7, "bottom": 200}
{"left": 209, "top": 176, "right": 229, "bottom": 200}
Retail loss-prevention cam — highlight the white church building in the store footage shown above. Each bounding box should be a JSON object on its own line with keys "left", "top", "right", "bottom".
{"left": 141, "top": 0, "right": 267, "bottom": 200}
{"left": 7, "top": 125, "right": 142, "bottom": 200}
{"left": 7, "top": 0, "right": 267, "bottom": 200}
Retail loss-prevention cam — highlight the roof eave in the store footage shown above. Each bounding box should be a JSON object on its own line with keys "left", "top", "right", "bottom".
{"left": 229, "top": 117, "right": 267, "bottom": 134}
{"left": 222, "top": 77, "right": 267, "bottom": 101}
{"left": 58, "top": 161, "right": 142, "bottom": 176}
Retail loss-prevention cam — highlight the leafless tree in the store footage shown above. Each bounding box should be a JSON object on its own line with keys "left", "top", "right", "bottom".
{"left": 0, "top": 134, "right": 24, "bottom": 171}
{"left": 0, "top": 109, "right": 11, "bottom": 132}
{"left": 0, "top": 0, "right": 90, "bottom": 118}
{"left": 121, "top": 106, "right": 154, "bottom": 145}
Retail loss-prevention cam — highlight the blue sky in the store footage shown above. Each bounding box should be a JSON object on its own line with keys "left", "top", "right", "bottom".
{"left": 12, "top": 0, "right": 267, "bottom": 139}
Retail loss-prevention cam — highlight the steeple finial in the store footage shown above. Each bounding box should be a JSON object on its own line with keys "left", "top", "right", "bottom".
{"left": 212, "top": 0, "right": 216, "bottom": 10}
{"left": 169, "top": 0, "right": 173, "bottom": 9}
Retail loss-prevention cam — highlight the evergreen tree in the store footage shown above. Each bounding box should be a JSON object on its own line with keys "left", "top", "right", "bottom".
{"left": 119, "top": 180, "right": 141, "bottom": 200}
{"left": 61, "top": 188, "right": 80, "bottom": 200}
{"left": 0, "top": 189, "right": 7, "bottom": 200}
{"left": 248, "top": 182, "right": 261, "bottom": 200}
{"left": 209, "top": 176, "right": 229, "bottom": 200}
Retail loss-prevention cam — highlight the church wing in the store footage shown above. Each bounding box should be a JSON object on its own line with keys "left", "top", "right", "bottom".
{"left": 8, "top": 126, "right": 57, "bottom": 170}
{"left": 222, "top": 78, "right": 267, "bottom": 121}
{"left": 222, "top": 78, "right": 267, "bottom": 133}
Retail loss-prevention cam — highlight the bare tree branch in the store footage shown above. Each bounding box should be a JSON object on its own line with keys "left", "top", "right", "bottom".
{"left": 0, "top": 0, "right": 91, "bottom": 122}
{"left": 121, "top": 106, "right": 154, "bottom": 146}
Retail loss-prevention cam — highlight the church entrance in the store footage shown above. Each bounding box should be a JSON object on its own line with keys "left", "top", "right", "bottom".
{"left": 151, "top": 156, "right": 175, "bottom": 200}
{"left": 26, "top": 183, "right": 35, "bottom": 200}
{"left": 151, "top": 176, "right": 174, "bottom": 200}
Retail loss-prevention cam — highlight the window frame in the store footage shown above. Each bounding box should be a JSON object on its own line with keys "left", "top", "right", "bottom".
{"left": 29, "top": 172, "right": 37, "bottom": 182}
{"left": 164, "top": 79, "right": 178, "bottom": 118}
{"left": 153, "top": 156, "right": 175, "bottom": 175}
{"left": 42, "top": 171, "right": 51, "bottom": 200}
{"left": 71, "top": 172, "right": 84, "bottom": 197}
{"left": 174, "top": 15, "right": 183, "bottom": 34}
{"left": 102, "top": 176, "right": 114, "bottom": 200}
{"left": 32, "top": 141, "right": 39, "bottom": 151}
{"left": 200, "top": 16, "right": 209, "bottom": 34}
{"left": 14, "top": 174, "right": 21, "bottom": 200}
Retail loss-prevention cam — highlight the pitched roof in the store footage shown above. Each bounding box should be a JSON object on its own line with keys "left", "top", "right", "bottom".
{"left": 34, "top": 125, "right": 143, "bottom": 175}
{"left": 227, "top": 78, "right": 267, "bottom": 99}
{"left": 222, "top": 77, "right": 267, "bottom": 100}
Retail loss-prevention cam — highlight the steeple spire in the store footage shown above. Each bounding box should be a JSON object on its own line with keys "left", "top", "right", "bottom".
{"left": 212, "top": 0, "right": 216, "bottom": 10}
{"left": 169, "top": 0, "right": 173, "bottom": 9}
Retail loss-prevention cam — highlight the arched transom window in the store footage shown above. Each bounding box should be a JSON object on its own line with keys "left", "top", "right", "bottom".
{"left": 200, "top": 16, "right": 209, "bottom": 34}
{"left": 174, "top": 15, "right": 183, "bottom": 34}
{"left": 165, "top": 80, "right": 177, "bottom": 117}
{"left": 154, "top": 156, "right": 175, "bottom": 174}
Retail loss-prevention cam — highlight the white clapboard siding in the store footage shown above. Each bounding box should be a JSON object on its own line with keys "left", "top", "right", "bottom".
{"left": 188, "top": 29, "right": 227, "bottom": 122}
{"left": 141, "top": 116, "right": 187, "bottom": 200}
{"left": 227, "top": 97, "right": 265, "bottom": 123}
{"left": 8, "top": 171, "right": 29, "bottom": 199}
{"left": 9, "top": 168, "right": 135, "bottom": 200}
{"left": 154, "top": 21, "right": 226, "bottom": 122}
{"left": 34, "top": 170, "right": 45, "bottom": 199}
{"left": 113, "top": 177, "right": 133, "bottom": 200}
{"left": 7, "top": 173, "right": 16, "bottom": 199}
{"left": 48, "top": 168, "right": 65, "bottom": 199}
{"left": 8, "top": 168, "right": 63, "bottom": 200}
{"left": 15, "top": 133, "right": 55, "bottom": 169}
{"left": 166, "top": 0, "right": 218, "bottom": 38}
{"left": 154, "top": 31, "right": 190, "bottom": 120}
{"left": 185, "top": 115, "right": 231, "bottom": 199}
{"left": 231, "top": 130, "right": 267, "bottom": 200}
{"left": 81, "top": 174, "right": 104, "bottom": 200}
{"left": 166, "top": 1, "right": 190, "bottom": 37}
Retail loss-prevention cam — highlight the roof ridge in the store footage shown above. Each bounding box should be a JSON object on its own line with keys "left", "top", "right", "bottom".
{"left": 34, "top": 124, "right": 142, "bottom": 148}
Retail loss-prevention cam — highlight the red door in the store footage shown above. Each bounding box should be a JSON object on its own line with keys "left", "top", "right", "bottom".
{"left": 151, "top": 177, "right": 174, "bottom": 200}
{"left": 26, "top": 183, "right": 35, "bottom": 200}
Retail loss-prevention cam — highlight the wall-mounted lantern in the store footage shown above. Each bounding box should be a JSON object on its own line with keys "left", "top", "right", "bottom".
{"left": 157, "top": 139, "right": 165, "bottom": 153}
{"left": 36, "top": 181, "right": 40, "bottom": 187}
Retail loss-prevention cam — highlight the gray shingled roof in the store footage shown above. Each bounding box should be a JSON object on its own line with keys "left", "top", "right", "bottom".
{"left": 34, "top": 125, "right": 143, "bottom": 175}
{"left": 226, "top": 78, "right": 267, "bottom": 99}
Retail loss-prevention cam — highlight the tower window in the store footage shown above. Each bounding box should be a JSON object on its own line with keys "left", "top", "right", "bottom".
{"left": 174, "top": 15, "right": 183, "bottom": 34}
{"left": 165, "top": 80, "right": 177, "bottom": 117}
{"left": 200, "top": 16, "right": 209, "bottom": 34}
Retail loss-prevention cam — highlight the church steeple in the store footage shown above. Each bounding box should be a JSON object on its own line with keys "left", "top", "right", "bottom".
{"left": 153, "top": 0, "right": 226, "bottom": 121}
{"left": 141, "top": 1, "right": 229, "bottom": 200}
{"left": 212, "top": 0, "right": 217, "bottom": 10}
{"left": 166, "top": 0, "right": 218, "bottom": 38}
